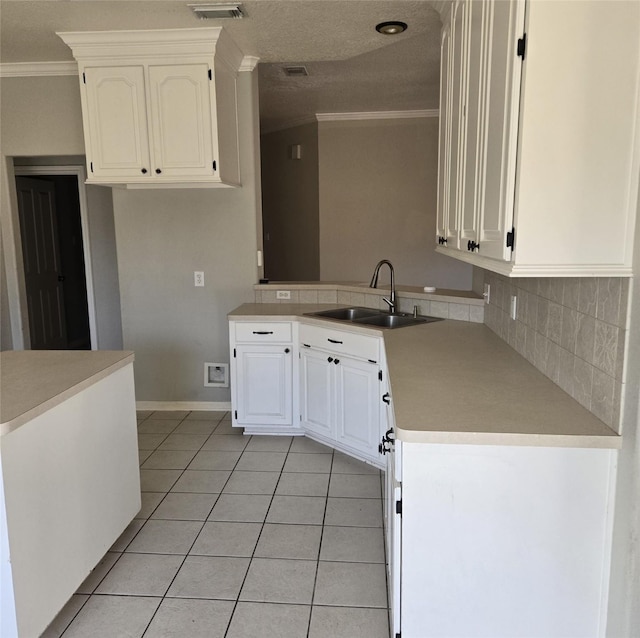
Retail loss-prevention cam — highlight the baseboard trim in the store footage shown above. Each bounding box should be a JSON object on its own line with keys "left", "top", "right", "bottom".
{"left": 136, "top": 401, "right": 232, "bottom": 412}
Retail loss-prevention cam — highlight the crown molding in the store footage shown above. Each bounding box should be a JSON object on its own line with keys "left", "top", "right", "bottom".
{"left": 0, "top": 61, "right": 77, "bottom": 78}
{"left": 316, "top": 109, "right": 439, "bottom": 122}
{"left": 239, "top": 56, "right": 260, "bottom": 72}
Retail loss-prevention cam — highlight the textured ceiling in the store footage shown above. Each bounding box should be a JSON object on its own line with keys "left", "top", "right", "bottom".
{"left": 0, "top": 0, "right": 444, "bottom": 132}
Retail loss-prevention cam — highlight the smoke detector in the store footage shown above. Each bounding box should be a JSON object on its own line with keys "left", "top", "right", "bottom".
{"left": 189, "top": 3, "right": 246, "bottom": 19}
{"left": 283, "top": 66, "right": 309, "bottom": 77}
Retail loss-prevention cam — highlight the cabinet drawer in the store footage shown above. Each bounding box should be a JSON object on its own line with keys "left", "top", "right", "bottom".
{"left": 235, "top": 322, "right": 292, "bottom": 343}
{"left": 299, "top": 323, "right": 380, "bottom": 362}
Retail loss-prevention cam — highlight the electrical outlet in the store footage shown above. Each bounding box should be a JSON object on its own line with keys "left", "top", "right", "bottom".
{"left": 276, "top": 290, "right": 291, "bottom": 300}
{"left": 194, "top": 271, "right": 204, "bottom": 287}
{"left": 510, "top": 294, "right": 518, "bottom": 320}
{"left": 484, "top": 283, "right": 491, "bottom": 305}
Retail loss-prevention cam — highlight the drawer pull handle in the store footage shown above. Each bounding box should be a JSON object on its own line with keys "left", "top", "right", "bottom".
{"left": 382, "top": 393, "right": 391, "bottom": 405}
{"left": 328, "top": 338, "right": 343, "bottom": 344}
{"left": 253, "top": 331, "right": 274, "bottom": 335}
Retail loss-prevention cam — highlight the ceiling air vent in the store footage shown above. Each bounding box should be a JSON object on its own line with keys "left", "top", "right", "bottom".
{"left": 189, "top": 3, "right": 246, "bottom": 19}
{"left": 283, "top": 66, "right": 309, "bottom": 77}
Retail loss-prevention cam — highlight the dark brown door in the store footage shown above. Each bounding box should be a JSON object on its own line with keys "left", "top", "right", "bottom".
{"left": 16, "top": 176, "right": 67, "bottom": 349}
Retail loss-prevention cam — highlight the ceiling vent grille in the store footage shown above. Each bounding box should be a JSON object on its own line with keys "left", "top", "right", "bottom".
{"left": 189, "top": 3, "right": 246, "bottom": 19}
{"left": 283, "top": 66, "right": 309, "bottom": 77}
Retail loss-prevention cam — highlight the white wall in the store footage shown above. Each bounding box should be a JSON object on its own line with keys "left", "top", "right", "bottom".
{"left": 112, "top": 71, "right": 260, "bottom": 402}
{"left": 318, "top": 117, "right": 472, "bottom": 289}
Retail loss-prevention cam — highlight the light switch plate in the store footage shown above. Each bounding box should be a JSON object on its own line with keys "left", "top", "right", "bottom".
{"left": 194, "top": 271, "right": 204, "bottom": 287}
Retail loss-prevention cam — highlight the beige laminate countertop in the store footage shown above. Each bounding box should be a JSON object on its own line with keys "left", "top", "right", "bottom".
{"left": 1, "top": 350, "right": 135, "bottom": 436}
{"left": 230, "top": 304, "right": 620, "bottom": 448}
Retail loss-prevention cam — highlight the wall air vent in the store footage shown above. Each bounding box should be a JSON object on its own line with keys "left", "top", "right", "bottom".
{"left": 283, "top": 65, "right": 309, "bottom": 77}
{"left": 189, "top": 3, "right": 246, "bottom": 19}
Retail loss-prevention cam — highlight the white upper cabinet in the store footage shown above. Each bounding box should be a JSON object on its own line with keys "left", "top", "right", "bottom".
{"left": 58, "top": 28, "right": 243, "bottom": 188}
{"left": 437, "top": 0, "right": 640, "bottom": 276}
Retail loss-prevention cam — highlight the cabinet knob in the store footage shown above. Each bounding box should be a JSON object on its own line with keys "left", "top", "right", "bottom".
{"left": 334, "top": 359, "right": 340, "bottom": 365}
{"left": 379, "top": 441, "right": 391, "bottom": 455}
{"left": 141, "top": 168, "right": 147, "bottom": 174}
{"left": 382, "top": 393, "right": 391, "bottom": 405}
{"left": 284, "top": 348, "right": 290, "bottom": 354}
{"left": 327, "top": 357, "right": 333, "bottom": 363}
{"left": 155, "top": 168, "right": 162, "bottom": 174}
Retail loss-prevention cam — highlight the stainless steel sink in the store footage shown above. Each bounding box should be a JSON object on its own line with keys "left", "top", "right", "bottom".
{"left": 306, "top": 307, "right": 383, "bottom": 321}
{"left": 305, "top": 307, "right": 443, "bottom": 329}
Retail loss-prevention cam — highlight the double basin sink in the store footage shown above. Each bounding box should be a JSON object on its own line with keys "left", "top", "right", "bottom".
{"left": 305, "top": 306, "right": 443, "bottom": 329}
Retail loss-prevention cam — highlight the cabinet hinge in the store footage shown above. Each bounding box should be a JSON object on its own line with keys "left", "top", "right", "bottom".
{"left": 396, "top": 499, "right": 402, "bottom": 516}
{"left": 234, "top": 410, "right": 238, "bottom": 419}
{"left": 233, "top": 348, "right": 236, "bottom": 358}
{"left": 300, "top": 414, "right": 302, "bottom": 421}
{"left": 368, "top": 359, "right": 377, "bottom": 365}
{"left": 213, "top": 160, "right": 217, "bottom": 171}
{"left": 517, "top": 33, "right": 527, "bottom": 60}
{"left": 208, "top": 68, "right": 212, "bottom": 81}
{"left": 82, "top": 72, "right": 86, "bottom": 84}
{"left": 396, "top": 633, "right": 401, "bottom": 638}
{"left": 90, "top": 161, "right": 93, "bottom": 173}
{"left": 378, "top": 370, "right": 383, "bottom": 381}
{"left": 506, "top": 227, "right": 516, "bottom": 251}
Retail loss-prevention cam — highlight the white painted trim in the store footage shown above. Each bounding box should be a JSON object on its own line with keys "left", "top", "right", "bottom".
{"left": 316, "top": 109, "right": 439, "bottom": 122}
{"left": 14, "top": 166, "right": 99, "bottom": 350}
{"left": 0, "top": 61, "right": 77, "bottom": 77}
{"left": 136, "top": 401, "right": 232, "bottom": 411}
{"left": 239, "top": 56, "right": 260, "bottom": 72}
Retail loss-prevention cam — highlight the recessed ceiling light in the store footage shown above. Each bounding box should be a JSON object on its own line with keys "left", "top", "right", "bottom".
{"left": 189, "top": 3, "right": 246, "bottom": 19}
{"left": 375, "top": 21, "right": 408, "bottom": 35}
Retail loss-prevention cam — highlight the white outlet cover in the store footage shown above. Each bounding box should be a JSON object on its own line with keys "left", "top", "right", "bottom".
{"left": 276, "top": 290, "right": 291, "bottom": 299}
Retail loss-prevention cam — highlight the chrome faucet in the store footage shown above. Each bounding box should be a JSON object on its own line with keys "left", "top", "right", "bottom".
{"left": 369, "top": 259, "right": 396, "bottom": 314}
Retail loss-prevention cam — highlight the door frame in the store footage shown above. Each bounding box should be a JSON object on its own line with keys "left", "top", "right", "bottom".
{"left": 13, "top": 166, "right": 98, "bottom": 350}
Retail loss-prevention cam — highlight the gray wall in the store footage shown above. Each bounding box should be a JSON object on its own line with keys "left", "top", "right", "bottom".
{"left": 318, "top": 117, "right": 472, "bottom": 289}
{"left": 261, "top": 123, "right": 320, "bottom": 281}
{"left": 112, "top": 71, "right": 260, "bottom": 401}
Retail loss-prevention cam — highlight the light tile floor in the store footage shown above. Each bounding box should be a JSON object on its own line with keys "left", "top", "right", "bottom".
{"left": 42, "top": 410, "right": 390, "bottom": 638}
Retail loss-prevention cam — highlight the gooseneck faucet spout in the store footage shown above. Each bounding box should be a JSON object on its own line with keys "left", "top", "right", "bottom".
{"left": 369, "top": 259, "right": 396, "bottom": 314}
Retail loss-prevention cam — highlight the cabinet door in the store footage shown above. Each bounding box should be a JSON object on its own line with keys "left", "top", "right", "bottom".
{"left": 335, "top": 357, "right": 380, "bottom": 461}
{"left": 83, "top": 66, "right": 151, "bottom": 178}
{"left": 477, "top": 0, "right": 524, "bottom": 260}
{"left": 436, "top": 15, "right": 452, "bottom": 244}
{"left": 147, "top": 64, "right": 216, "bottom": 178}
{"left": 300, "top": 348, "right": 334, "bottom": 439}
{"left": 235, "top": 345, "right": 292, "bottom": 426}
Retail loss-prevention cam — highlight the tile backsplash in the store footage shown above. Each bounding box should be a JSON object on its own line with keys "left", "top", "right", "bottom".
{"left": 482, "top": 271, "right": 630, "bottom": 430}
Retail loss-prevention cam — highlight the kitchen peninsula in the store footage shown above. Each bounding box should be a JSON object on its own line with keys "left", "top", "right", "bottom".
{"left": 229, "top": 301, "right": 620, "bottom": 636}
{"left": 0, "top": 350, "right": 140, "bottom": 638}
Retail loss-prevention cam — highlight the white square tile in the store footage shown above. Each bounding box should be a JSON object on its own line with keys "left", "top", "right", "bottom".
{"left": 186, "top": 410, "right": 227, "bottom": 421}
{"left": 171, "top": 470, "right": 231, "bottom": 493}
{"left": 110, "top": 519, "right": 145, "bottom": 552}
{"left": 266, "top": 496, "right": 326, "bottom": 525}
{"left": 144, "top": 598, "right": 234, "bottom": 638}
{"left": 283, "top": 453, "right": 333, "bottom": 473}
{"left": 151, "top": 492, "right": 219, "bottom": 521}
{"left": 313, "top": 562, "right": 387, "bottom": 607}
{"left": 96, "top": 552, "right": 183, "bottom": 595}
{"left": 208, "top": 494, "right": 272, "bottom": 522}
{"left": 140, "top": 469, "right": 181, "bottom": 492}
{"left": 202, "top": 434, "right": 249, "bottom": 452}
{"left": 223, "top": 471, "right": 280, "bottom": 495}
{"left": 137, "top": 492, "right": 165, "bottom": 519}
{"left": 276, "top": 472, "right": 329, "bottom": 497}
{"left": 227, "top": 602, "right": 311, "bottom": 638}
{"left": 324, "top": 498, "right": 382, "bottom": 527}
{"left": 289, "top": 437, "right": 333, "bottom": 454}
{"left": 190, "top": 521, "right": 262, "bottom": 557}
{"left": 40, "top": 594, "right": 88, "bottom": 638}
{"left": 151, "top": 410, "right": 189, "bottom": 420}
{"left": 126, "top": 519, "right": 203, "bottom": 554}
{"left": 320, "top": 526, "right": 385, "bottom": 563}
{"left": 236, "top": 451, "right": 287, "bottom": 472}
{"left": 255, "top": 523, "right": 322, "bottom": 560}
{"left": 213, "top": 420, "right": 239, "bottom": 435}
{"left": 331, "top": 452, "right": 379, "bottom": 475}
{"left": 76, "top": 552, "right": 121, "bottom": 593}
{"left": 138, "top": 419, "right": 181, "bottom": 434}
{"left": 138, "top": 433, "right": 169, "bottom": 450}
{"left": 141, "top": 450, "right": 197, "bottom": 470}
{"left": 188, "top": 450, "right": 242, "bottom": 471}
{"left": 158, "top": 434, "right": 209, "bottom": 451}
{"left": 138, "top": 449, "right": 153, "bottom": 466}
{"left": 240, "top": 558, "right": 317, "bottom": 604}
{"left": 173, "top": 420, "right": 219, "bottom": 435}
{"left": 167, "top": 555, "right": 250, "bottom": 599}
{"left": 308, "top": 606, "right": 390, "bottom": 638}
{"left": 328, "top": 474, "right": 382, "bottom": 498}
{"left": 245, "top": 436, "right": 293, "bottom": 452}
{"left": 62, "top": 595, "right": 161, "bottom": 638}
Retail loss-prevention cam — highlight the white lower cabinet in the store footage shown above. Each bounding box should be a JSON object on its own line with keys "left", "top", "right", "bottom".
{"left": 230, "top": 320, "right": 299, "bottom": 435}
{"left": 387, "top": 439, "right": 617, "bottom": 637}
{"left": 300, "top": 345, "right": 381, "bottom": 465}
